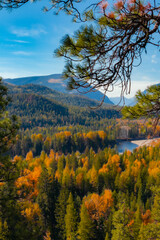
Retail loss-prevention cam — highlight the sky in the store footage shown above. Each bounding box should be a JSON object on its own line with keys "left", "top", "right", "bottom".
{"left": 0, "top": 0, "right": 160, "bottom": 98}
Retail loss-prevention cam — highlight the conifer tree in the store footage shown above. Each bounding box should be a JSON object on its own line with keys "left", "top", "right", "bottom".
{"left": 78, "top": 201, "right": 95, "bottom": 240}
{"left": 65, "top": 192, "right": 77, "bottom": 240}
{"left": 139, "top": 187, "right": 160, "bottom": 239}
{"left": 122, "top": 85, "right": 160, "bottom": 129}
{"left": 55, "top": 187, "right": 69, "bottom": 240}
{"left": 0, "top": 78, "right": 20, "bottom": 239}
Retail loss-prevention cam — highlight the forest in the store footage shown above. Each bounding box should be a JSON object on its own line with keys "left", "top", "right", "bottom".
{"left": 1, "top": 79, "right": 160, "bottom": 240}
{"left": 1, "top": 0, "right": 160, "bottom": 239}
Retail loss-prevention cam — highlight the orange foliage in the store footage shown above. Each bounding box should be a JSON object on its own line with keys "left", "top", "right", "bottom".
{"left": 131, "top": 159, "right": 141, "bottom": 180}
{"left": 127, "top": 219, "right": 134, "bottom": 227}
{"left": 114, "top": 0, "right": 124, "bottom": 10}
{"left": 99, "top": 154, "right": 121, "bottom": 174}
{"left": 55, "top": 170, "right": 61, "bottom": 181}
{"left": 49, "top": 149, "right": 55, "bottom": 158}
{"left": 43, "top": 231, "right": 51, "bottom": 240}
{"left": 16, "top": 165, "right": 42, "bottom": 199}
{"left": 76, "top": 172, "right": 84, "bottom": 189}
{"left": 98, "top": 131, "right": 107, "bottom": 140}
{"left": 0, "top": 182, "right": 5, "bottom": 187}
{"left": 99, "top": 163, "right": 108, "bottom": 174}
{"left": 141, "top": 210, "right": 152, "bottom": 225}
{"left": 86, "top": 131, "right": 97, "bottom": 140}
{"left": 13, "top": 155, "right": 22, "bottom": 162}
{"left": 55, "top": 131, "right": 71, "bottom": 140}
{"left": 26, "top": 151, "right": 33, "bottom": 162}
{"left": 84, "top": 189, "right": 113, "bottom": 221}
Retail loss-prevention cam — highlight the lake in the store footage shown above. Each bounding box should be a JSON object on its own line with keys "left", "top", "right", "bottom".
{"left": 117, "top": 141, "right": 138, "bottom": 154}
{"left": 117, "top": 138, "right": 160, "bottom": 153}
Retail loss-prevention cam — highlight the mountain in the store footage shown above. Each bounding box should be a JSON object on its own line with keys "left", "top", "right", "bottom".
{"left": 110, "top": 96, "right": 136, "bottom": 106}
{"left": 5, "top": 83, "right": 109, "bottom": 108}
{"left": 8, "top": 91, "right": 120, "bottom": 129}
{"left": 4, "top": 74, "right": 114, "bottom": 105}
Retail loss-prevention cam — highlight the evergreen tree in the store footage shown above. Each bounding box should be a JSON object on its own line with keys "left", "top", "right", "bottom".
{"left": 55, "top": 187, "right": 69, "bottom": 240}
{"left": 139, "top": 187, "right": 160, "bottom": 239}
{"left": 111, "top": 201, "right": 133, "bottom": 240}
{"left": 65, "top": 193, "right": 77, "bottom": 240}
{"left": 122, "top": 85, "right": 160, "bottom": 130}
{"left": 0, "top": 78, "right": 20, "bottom": 239}
{"left": 78, "top": 201, "right": 95, "bottom": 240}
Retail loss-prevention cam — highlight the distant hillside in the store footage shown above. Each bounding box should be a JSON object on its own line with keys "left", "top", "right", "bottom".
{"left": 7, "top": 86, "right": 120, "bottom": 129}
{"left": 110, "top": 96, "right": 136, "bottom": 106}
{"left": 6, "top": 83, "right": 108, "bottom": 108}
{"left": 4, "top": 74, "right": 114, "bottom": 105}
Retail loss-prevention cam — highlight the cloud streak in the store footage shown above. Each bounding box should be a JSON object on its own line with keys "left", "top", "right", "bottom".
{"left": 12, "top": 51, "right": 33, "bottom": 56}
{"left": 11, "top": 26, "right": 47, "bottom": 37}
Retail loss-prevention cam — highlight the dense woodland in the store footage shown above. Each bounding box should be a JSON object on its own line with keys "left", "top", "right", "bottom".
{"left": 2, "top": 138, "right": 160, "bottom": 239}
{"left": 1, "top": 82, "right": 160, "bottom": 240}
{"left": 1, "top": 0, "right": 160, "bottom": 239}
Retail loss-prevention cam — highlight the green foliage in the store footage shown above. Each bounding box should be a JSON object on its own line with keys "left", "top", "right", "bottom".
{"left": 78, "top": 201, "right": 95, "bottom": 240}
{"left": 122, "top": 85, "right": 160, "bottom": 127}
{"left": 65, "top": 193, "right": 77, "bottom": 240}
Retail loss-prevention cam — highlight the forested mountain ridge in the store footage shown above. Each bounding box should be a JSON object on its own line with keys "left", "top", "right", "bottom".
{"left": 5, "top": 83, "right": 111, "bottom": 108}
{"left": 4, "top": 73, "right": 114, "bottom": 105}
{"left": 7, "top": 85, "right": 120, "bottom": 129}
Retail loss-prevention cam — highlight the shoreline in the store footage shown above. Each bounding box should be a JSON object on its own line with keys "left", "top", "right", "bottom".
{"left": 131, "top": 138, "right": 160, "bottom": 148}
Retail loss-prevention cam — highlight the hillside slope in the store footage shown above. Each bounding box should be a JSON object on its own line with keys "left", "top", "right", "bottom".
{"left": 8, "top": 89, "right": 120, "bottom": 129}
{"left": 4, "top": 74, "right": 114, "bottom": 105}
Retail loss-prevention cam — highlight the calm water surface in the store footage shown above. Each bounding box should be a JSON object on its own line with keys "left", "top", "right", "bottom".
{"left": 117, "top": 141, "right": 138, "bottom": 154}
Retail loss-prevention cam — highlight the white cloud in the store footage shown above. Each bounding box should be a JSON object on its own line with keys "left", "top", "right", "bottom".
{"left": 151, "top": 54, "right": 157, "bottom": 64}
{"left": 12, "top": 51, "right": 33, "bottom": 56}
{"left": 11, "top": 26, "right": 47, "bottom": 37}
{"left": 12, "top": 40, "right": 30, "bottom": 43}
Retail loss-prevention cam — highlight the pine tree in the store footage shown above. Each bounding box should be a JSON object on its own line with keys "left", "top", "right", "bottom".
{"left": 78, "top": 201, "right": 95, "bottom": 240}
{"left": 65, "top": 193, "right": 77, "bottom": 240}
{"left": 122, "top": 85, "right": 160, "bottom": 130}
{"left": 0, "top": 78, "right": 20, "bottom": 239}
{"left": 139, "top": 187, "right": 160, "bottom": 239}
{"left": 55, "top": 187, "right": 69, "bottom": 240}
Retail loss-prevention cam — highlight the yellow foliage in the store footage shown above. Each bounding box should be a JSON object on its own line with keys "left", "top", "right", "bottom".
{"left": 49, "top": 149, "right": 55, "bottom": 158}
{"left": 99, "top": 163, "right": 109, "bottom": 174}
{"left": 21, "top": 202, "right": 41, "bottom": 221}
{"left": 55, "top": 170, "right": 61, "bottom": 181}
{"left": 148, "top": 160, "right": 160, "bottom": 178}
{"left": 76, "top": 172, "right": 84, "bottom": 189}
{"left": 26, "top": 151, "right": 33, "bottom": 162}
{"left": 13, "top": 155, "right": 22, "bottom": 162}
{"left": 98, "top": 131, "right": 107, "bottom": 140}
{"left": 131, "top": 159, "right": 141, "bottom": 180}
{"left": 44, "top": 156, "right": 53, "bottom": 168}
{"left": 55, "top": 131, "right": 71, "bottom": 140}
{"left": 44, "top": 230, "right": 52, "bottom": 240}
{"left": 87, "top": 167, "right": 98, "bottom": 188}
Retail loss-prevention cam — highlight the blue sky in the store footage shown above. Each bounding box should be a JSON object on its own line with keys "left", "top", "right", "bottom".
{"left": 0, "top": 0, "right": 160, "bottom": 97}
